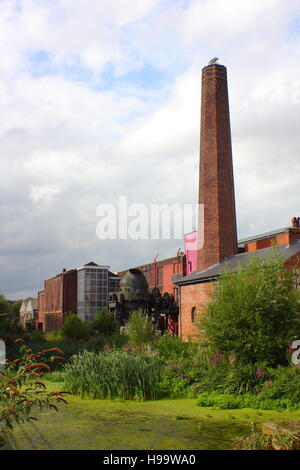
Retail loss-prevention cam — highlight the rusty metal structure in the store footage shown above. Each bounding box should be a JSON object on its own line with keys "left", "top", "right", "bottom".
{"left": 108, "top": 268, "right": 178, "bottom": 334}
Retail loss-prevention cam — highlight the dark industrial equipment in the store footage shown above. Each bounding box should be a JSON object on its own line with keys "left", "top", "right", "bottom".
{"left": 108, "top": 268, "right": 178, "bottom": 335}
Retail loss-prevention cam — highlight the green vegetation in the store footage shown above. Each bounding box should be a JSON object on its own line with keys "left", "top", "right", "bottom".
{"left": 124, "top": 310, "right": 156, "bottom": 345}
{"left": 61, "top": 313, "right": 91, "bottom": 341}
{"left": 91, "top": 307, "right": 119, "bottom": 337}
{"left": 198, "top": 250, "right": 300, "bottom": 366}
{"left": 197, "top": 391, "right": 300, "bottom": 411}
{"left": 7, "top": 380, "right": 300, "bottom": 450}
{"left": 234, "top": 422, "right": 300, "bottom": 450}
{"left": 0, "top": 340, "right": 67, "bottom": 433}
{"left": 63, "top": 350, "right": 161, "bottom": 400}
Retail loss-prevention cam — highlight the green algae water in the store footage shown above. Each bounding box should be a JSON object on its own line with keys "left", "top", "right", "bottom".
{"left": 7, "top": 381, "right": 300, "bottom": 450}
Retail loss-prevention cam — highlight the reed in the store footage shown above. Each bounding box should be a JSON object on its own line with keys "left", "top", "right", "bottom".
{"left": 63, "top": 350, "right": 161, "bottom": 401}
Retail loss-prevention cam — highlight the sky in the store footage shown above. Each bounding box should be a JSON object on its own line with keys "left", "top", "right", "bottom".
{"left": 1, "top": 0, "right": 300, "bottom": 299}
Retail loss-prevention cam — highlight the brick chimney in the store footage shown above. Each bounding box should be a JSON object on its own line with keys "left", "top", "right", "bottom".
{"left": 197, "top": 63, "right": 238, "bottom": 272}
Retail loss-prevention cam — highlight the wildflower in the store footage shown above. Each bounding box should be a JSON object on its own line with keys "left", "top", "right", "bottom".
{"left": 56, "top": 397, "right": 67, "bottom": 404}
{"left": 7, "top": 408, "right": 15, "bottom": 415}
{"left": 49, "top": 404, "right": 58, "bottom": 411}
{"left": 41, "top": 348, "right": 65, "bottom": 355}
{"left": 25, "top": 363, "right": 51, "bottom": 372}
{"left": 14, "top": 338, "right": 25, "bottom": 344}
{"left": 34, "top": 382, "right": 46, "bottom": 389}
{"left": 255, "top": 367, "right": 267, "bottom": 378}
{"left": 210, "top": 350, "right": 223, "bottom": 365}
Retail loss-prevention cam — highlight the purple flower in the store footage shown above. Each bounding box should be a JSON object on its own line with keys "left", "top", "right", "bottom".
{"left": 123, "top": 344, "right": 133, "bottom": 352}
{"left": 256, "top": 367, "right": 267, "bottom": 377}
{"left": 210, "top": 350, "right": 223, "bottom": 365}
{"left": 103, "top": 344, "right": 111, "bottom": 351}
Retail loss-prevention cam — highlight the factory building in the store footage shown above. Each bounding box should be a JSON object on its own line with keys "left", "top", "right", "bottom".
{"left": 37, "top": 262, "right": 120, "bottom": 331}
{"left": 174, "top": 62, "right": 300, "bottom": 341}
{"left": 117, "top": 250, "right": 185, "bottom": 301}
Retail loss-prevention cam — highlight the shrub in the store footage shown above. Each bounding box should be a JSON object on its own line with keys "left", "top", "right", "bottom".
{"left": 198, "top": 250, "right": 300, "bottom": 366}
{"left": 154, "top": 334, "right": 195, "bottom": 362}
{"left": 61, "top": 313, "right": 91, "bottom": 341}
{"left": 63, "top": 350, "right": 161, "bottom": 400}
{"left": 260, "top": 365, "right": 300, "bottom": 402}
{"left": 0, "top": 340, "right": 68, "bottom": 432}
{"left": 45, "top": 330, "right": 63, "bottom": 342}
{"left": 159, "top": 360, "right": 190, "bottom": 397}
{"left": 0, "top": 316, "right": 24, "bottom": 344}
{"left": 223, "top": 363, "right": 269, "bottom": 395}
{"left": 196, "top": 391, "right": 298, "bottom": 410}
{"left": 91, "top": 308, "right": 119, "bottom": 337}
{"left": 124, "top": 310, "right": 156, "bottom": 346}
{"left": 190, "top": 364, "right": 229, "bottom": 395}
{"left": 234, "top": 423, "right": 300, "bottom": 450}
{"left": 25, "top": 329, "right": 45, "bottom": 343}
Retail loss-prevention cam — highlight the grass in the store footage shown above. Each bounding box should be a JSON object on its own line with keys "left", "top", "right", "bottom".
{"left": 63, "top": 350, "right": 161, "bottom": 400}
{"left": 6, "top": 380, "right": 300, "bottom": 450}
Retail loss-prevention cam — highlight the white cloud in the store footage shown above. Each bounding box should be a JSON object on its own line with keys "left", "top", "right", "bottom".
{"left": 29, "top": 184, "right": 60, "bottom": 205}
{"left": 1, "top": 0, "right": 300, "bottom": 298}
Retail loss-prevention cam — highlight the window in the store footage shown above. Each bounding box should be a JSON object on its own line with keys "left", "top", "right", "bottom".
{"left": 191, "top": 306, "right": 196, "bottom": 323}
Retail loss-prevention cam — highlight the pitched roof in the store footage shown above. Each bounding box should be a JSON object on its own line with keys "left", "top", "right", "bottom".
{"left": 174, "top": 240, "right": 300, "bottom": 286}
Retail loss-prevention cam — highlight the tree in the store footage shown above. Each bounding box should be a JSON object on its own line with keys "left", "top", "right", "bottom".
{"left": 12, "top": 299, "right": 23, "bottom": 318}
{"left": 0, "top": 295, "right": 13, "bottom": 316}
{"left": 124, "top": 310, "right": 156, "bottom": 346}
{"left": 91, "top": 307, "right": 118, "bottom": 337}
{"left": 61, "top": 313, "right": 91, "bottom": 341}
{"left": 198, "top": 250, "right": 300, "bottom": 366}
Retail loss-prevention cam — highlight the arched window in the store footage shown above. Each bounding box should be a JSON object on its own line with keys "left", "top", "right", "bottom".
{"left": 191, "top": 306, "right": 196, "bottom": 323}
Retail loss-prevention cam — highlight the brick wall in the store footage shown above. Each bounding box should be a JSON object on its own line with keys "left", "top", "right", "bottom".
{"left": 244, "top": 228, "right": 300, "bottom": 252}
{"left": 63, "top": 269, "right": 77, "bottom": 314}
{"left": 179, "top": 281, "right": 213, "bottom": 341}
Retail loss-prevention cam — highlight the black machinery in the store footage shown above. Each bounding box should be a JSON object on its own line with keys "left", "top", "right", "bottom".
{"left": 108, "top": 268, "right": 178, "bottom": 335}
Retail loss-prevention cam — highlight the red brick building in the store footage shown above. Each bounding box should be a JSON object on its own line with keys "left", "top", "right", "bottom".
{"left": 174, "top": 62, "right": 300, "bottom": 341}
{"left": 37, "top": 263, "right": 120, "bottom": 331}
{"left": 37, "top": 268, "right": 77, "bottom": 331}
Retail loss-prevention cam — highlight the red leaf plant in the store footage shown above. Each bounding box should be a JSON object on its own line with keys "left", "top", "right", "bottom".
{"left": 0, "top": 341, "right": 68, "bottom": 433}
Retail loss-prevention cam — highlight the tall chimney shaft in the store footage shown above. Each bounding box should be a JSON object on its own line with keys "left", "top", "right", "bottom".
{"left": 197, "top": 64, "right": 238, "bottom": 272}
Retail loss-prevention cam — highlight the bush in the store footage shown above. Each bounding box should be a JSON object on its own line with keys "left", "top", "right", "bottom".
{"left": 91, "top": 308, "right": 119, "bottom": 337}
{"left": 234, "top": 423, "right": 300, "bottom": 450}
{"left": 25, "top": 329, "right": 45, "bottom": 343}
{"left": 63, "top": 350, "right": 161, "bottom": 400}
{"left": 159, "top": 360, "right": 191, "bottom": 398}
{"left": 222, "top": 363, "right": 269, "bottom": 395}
{"left": 0, "top": 316, "right": 24, "bottom": 343}
{"left": 0, "top": 340, "right": 68, "bottom": 432}
{"left": 61, "top": 313, "right": 92, "bottom": 341}
{"left": 124, "top": 310, "right": 156, "bottom": 346}
{"left": 196, "top": 391, "right": 298, "bottom": 410}
{"left": 198, "top": 250, "right": 300, "bottom": 366}
{"left": 154, "top": 334, "right": 195, "bottom": 362}
{"left": 44, "top": 330, "right": 63, "bottom": 342}
{"left": 260, "top": 366, "right": 300, "bottom": 402}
